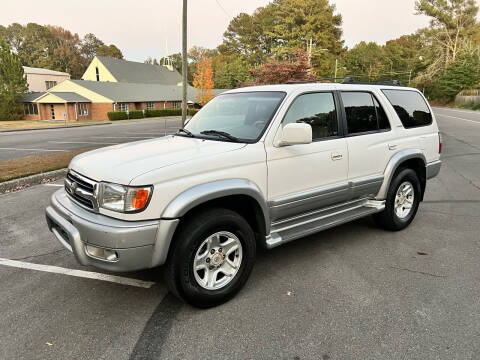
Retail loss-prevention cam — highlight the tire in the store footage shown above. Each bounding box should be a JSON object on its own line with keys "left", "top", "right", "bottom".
{"left": 164, "top": 208, "right": 256, "bottom": 308}
{"left": 373, "top": 168, "right": 422, "bottom": 231}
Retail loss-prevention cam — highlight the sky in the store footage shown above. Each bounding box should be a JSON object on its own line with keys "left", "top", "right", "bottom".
{"left": 0, "top": 0, "right": 477, "bottom": 62}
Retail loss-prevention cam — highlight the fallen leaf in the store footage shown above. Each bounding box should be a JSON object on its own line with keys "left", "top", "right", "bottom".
{"left": 417, "top": 251, "right": 428, "bottom": 256}
{"left": 46, "top": 342, "right": 53, "bottom": 346}
{"left": 286, "top": 291, "right": 294, "bottom": 296}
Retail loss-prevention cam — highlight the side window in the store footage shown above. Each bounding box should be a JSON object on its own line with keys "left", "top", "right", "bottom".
{"left": 283, "top": 92, "right": 338, "bottom": 140}
{"left": 382, "top": 89, "right": 432, "bottom": 128}
{"left": 341, "top": 92, "right": 379, "bottom": 134}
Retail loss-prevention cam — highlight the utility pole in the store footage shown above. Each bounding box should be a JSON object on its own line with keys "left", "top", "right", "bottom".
{"left": 334, "top": 58, "right": 338, "bottom": 80}
{"left": 181, "top": 0, "right": 188, "bottom": 126}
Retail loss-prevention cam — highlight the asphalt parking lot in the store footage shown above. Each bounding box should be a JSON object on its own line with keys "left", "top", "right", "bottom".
{"left": 0, "top": 117, "right": 183, "bottom": 161}
{"left": 0, "top": 108, "right": 479, "bottom": 359}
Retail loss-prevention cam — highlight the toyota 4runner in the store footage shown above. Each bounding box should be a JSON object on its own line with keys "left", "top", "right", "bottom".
{"left": 46, "top": 82, "right": 442, "bottom": 307}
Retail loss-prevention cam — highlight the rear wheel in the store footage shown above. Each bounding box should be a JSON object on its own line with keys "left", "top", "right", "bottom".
{"left": 164, "top": 208, "right": 256, "bottom": 308}
{"left": 374, "top": 168, "right": 421, "bottom": 231}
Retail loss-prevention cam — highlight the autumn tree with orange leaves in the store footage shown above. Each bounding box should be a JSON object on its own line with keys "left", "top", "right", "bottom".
{"left": 193, "top": 57, "right": 215, "bottom": 105}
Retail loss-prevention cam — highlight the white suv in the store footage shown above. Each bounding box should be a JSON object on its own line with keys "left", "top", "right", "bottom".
{"left": 46, "top": 82, "right": 442, "bottom": 307}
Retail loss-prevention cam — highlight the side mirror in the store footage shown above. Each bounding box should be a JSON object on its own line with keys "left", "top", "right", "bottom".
{"left": 278, "top": 123, "right": 312, "bottom": 146}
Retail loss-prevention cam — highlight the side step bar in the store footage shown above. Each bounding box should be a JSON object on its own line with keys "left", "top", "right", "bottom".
{"left": 265, "top": 198, "right": 385, "bottom": 249}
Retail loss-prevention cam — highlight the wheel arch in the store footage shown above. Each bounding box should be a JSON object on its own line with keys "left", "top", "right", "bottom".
{"left": 161, "top": 179, "right": 270, "bottom": 237}
{"left": 377, "top": 149, "right": 427, "bottom": 201}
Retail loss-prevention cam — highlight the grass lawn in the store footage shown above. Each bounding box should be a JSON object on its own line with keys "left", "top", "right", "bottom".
{"left": 0, "top": 148, "right": 96, "bottom": 183}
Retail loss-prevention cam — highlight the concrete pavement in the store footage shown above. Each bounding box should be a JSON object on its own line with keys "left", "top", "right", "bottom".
{"left": 0, "top": 109, "right": 479, "bottom": 359}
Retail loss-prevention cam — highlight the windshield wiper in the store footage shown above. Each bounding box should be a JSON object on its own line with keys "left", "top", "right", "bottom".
{"left": 175, "top": 128, "right": 194, "bottom": 137}
{"left": 200, "top": 130, "right": 241, "bottom": 142}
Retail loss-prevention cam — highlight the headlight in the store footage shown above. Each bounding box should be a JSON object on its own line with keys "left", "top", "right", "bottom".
{"left": 98, "top": 182, "right": 152, "bottom": 213}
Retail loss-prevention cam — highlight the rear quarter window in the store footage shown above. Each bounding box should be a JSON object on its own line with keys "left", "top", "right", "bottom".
{"left": 382, "top": 89, "right": 432, "bottom": 128}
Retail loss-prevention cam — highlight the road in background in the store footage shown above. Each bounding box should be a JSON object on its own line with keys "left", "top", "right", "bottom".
{"left": 0, "top": 109, "right": 479, "bottom": 359}
{"left": 0, "top": 117, "right": 183, "bottom": 161}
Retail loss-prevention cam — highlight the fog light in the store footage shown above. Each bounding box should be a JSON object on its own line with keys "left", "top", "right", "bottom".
{"left": 86, "top": 245, "right": 118, "bottom": 262}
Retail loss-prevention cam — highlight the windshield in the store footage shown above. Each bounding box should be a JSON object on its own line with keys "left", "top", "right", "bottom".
{"left": 184, "top": 91, "right": 286, "bottom": 142}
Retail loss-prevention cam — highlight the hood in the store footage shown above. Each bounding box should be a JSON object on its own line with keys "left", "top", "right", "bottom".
{"left": 69, "top": 135, "right": 246, "bottom": 184}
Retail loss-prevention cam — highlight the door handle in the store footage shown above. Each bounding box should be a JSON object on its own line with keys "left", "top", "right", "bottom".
{"left": 331, "top": 153, "right": 343, "bottom": 161}
{"left": 388, "top": 144, "right": 398, "bottom": 151}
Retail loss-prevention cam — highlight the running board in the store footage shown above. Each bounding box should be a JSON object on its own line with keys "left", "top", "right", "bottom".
{"left": 265, "top": 198, "right": 385, "bottom": 249}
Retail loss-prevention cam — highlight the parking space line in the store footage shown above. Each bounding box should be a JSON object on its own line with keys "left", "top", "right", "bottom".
{"left": 0, "top": 258, "right": 156, "bottom": 288}
{"left": 43, "top": 184, "right": 64, "bottom": 187}
{"left": 49, "top": 141, "right": 119, "bottom": 145}
{"left": 92, "top": 136, "right": 155, "bottom": 139}
{"left": 0, "top": 147, "right": 67, "bottom": 152}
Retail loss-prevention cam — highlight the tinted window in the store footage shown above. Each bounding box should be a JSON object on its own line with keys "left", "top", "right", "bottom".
{"left": 382, "top": 90, "right": 432, "bottom": 128}
{"left": 283, "top": 92, "right": 338, "bottom": 140}
{"left": 342, "top": 92, "right": 379, "bottom": 134}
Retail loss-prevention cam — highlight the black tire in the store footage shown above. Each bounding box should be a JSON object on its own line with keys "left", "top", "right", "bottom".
{"left": 164, "top": 208, "right": 256, "bottom": 308}
{"left": 373, "top": 168, "right": 421, "bottom": 231}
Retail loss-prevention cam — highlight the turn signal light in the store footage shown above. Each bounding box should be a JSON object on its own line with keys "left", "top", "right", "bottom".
{"left": 132, "top": 189, "right": 150, "bottom": 210}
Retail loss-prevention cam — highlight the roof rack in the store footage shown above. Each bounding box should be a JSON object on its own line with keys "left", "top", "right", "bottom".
{"left": 342, "top": 77, "right": 403, "bottom": 86}
{"left": 284, "top": 77, "right": 403, "bottom": 86}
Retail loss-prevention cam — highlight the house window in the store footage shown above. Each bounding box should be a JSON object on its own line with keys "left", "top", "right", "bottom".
{"left": 78, "top": 103, "right": 88, "bottom": 116}
{"left": 118, "top": 103, "right": 129, "bottom": 112}
{"left": 172, "top": 101, "right": 181, "bottom": 109}
{"left": 96, "top": 66, "right": 100, "bottom": 81}
{"left": 24, "top": 103, "right": 38, "bottom": 115}
{"left": 146, "top": 102, "right": 155, "bottom": 110}
{"left": 45, "top": 81, "right": 57, "bottom": 90}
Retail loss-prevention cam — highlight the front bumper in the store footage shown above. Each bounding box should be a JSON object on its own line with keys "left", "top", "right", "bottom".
{"left": 45, "top": 189, "right": 178, "bottom": 272}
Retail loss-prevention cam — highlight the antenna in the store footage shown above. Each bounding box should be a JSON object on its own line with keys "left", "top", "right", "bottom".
{"left": 162, "top": 38, "right": 174, "bottom": 71}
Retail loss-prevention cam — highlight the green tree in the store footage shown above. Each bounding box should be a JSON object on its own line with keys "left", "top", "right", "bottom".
{"left": 218, "top": 0, "right": 344, "bottom": 76}
{"left": 416, "top": 0, "right": 478, "bottom": 65}
{"left": 81, "top": 33, "right": 104, "bottom": 60}
{"left": 96, "top": 44, "right": 123, "bottom": 59}
{"left": 213, "top": 55, "right": 250, "bottom": 88}
{"left": 343, "top": 42, "right": 384, "bottom": 81}
{"left": 439, "top": 50, "right": 480, "bottom": 98}
{"left": 0, "top": 41, "right": 28, "bottom": 120}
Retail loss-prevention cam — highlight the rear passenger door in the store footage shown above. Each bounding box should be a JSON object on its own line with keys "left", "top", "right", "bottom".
{"left": 340, "top": 91, "right": 396, "bottom": 199}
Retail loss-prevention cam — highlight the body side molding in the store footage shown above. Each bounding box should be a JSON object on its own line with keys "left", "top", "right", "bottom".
{"left": 161, "top": 179, "right": 271, "bottom": 233}
{"left": 376, "top": 149, "right": 426, "bottom": 200}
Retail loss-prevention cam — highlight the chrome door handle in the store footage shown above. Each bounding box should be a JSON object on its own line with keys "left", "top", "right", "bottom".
{"left": 388, "top": 144, "right": 398, "bottom": 150}
{"left": 331, "top": 153, "right": 343, "bottom": 161}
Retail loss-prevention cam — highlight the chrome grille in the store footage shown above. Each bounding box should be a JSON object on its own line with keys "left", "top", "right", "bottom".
{"left": 65, "top": 171, "right": 98, "bottom": 210}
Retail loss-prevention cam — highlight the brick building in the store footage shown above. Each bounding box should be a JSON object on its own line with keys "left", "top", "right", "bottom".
{"left": 23, "top": 56, "right": 225, "bottom": 121}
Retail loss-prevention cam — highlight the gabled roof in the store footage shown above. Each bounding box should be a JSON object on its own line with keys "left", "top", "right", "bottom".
{"left": 23, "top": 92, "right": 46, "bottom": 102}
{"left": 96, "top": 56, "right": 183, "bottom": 85}
{"left": 35, "top": 92, "right": 91, "bottom": 103}
{"left": 69, "top": 80, "right": 200, "bottom": 102}
{"left": 23, "top": 66, "right": 70, "bottom": 76}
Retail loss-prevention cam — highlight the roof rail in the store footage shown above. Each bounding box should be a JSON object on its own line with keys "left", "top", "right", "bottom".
{"left": 342, "top": 77, "right": 403, "bottom": 86}
{"left": 284, "top": 77, "right": 404, "bottom": 86}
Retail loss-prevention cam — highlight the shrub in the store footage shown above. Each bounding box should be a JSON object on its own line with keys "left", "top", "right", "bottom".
{"left": 129, "top": 110, "right": 144, "bottom": 119}
{"left": 145, "top": 109, "right": 199, "bottom": 117}
{"left": 107, "top": 111, "right": 128, "bottom": 120}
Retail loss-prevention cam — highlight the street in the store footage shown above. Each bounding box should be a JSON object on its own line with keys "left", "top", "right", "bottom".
{"left": 0, "top": 108, "right": 479, "bottom": 359}
{"left": 0, "top": 117, "right": 183, "bottom": 161}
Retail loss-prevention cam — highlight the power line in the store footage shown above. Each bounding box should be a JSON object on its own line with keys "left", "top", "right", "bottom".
{"left": 215, "top": 0, "right": 231, "bottom": 18}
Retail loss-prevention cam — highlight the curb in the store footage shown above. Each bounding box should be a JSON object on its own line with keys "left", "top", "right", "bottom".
{"left": 0, "top": 168, "right": 67, "bottom": 194}
{"left": 0, "top": 122, "right": 111, "bottom": 133}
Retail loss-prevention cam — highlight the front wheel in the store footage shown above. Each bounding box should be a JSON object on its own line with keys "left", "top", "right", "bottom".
{"left": 164, "top": 208, "right": 256, "bottom": 308}
{"left": 373, "top": 168, "right": 421, "bottom": 231}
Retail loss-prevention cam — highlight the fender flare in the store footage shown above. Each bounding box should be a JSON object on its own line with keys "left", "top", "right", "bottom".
{"left": 376, "top": 149, "right": 426, "bottom": 200}
{"left": 161, "top": 179, "right": 271, "bottom": 234}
